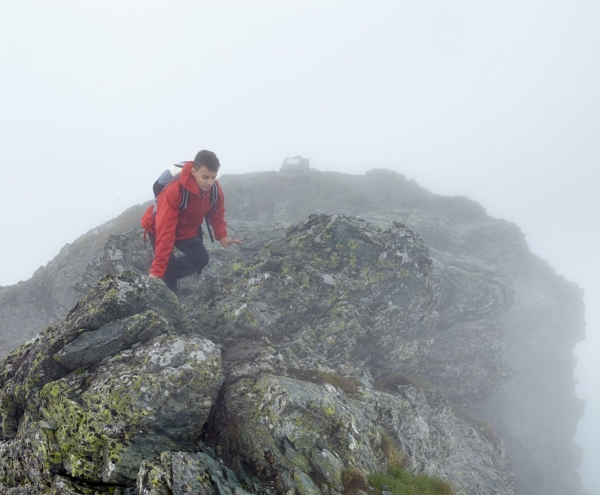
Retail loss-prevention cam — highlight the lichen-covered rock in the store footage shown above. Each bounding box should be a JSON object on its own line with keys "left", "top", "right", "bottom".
{"left": 37, "top": 333, "right": 222, "bottom": 484}
{"left": 0, "top": 274, "right": 223, "bottom": 493}
{"left": 75, "top": 221, "right": 289, "bottom": 301}
{"left": 207, "top": 372, "right": 515, "bottom": 495}
{"left": 0, "top": 197, "right": 578, "bottom": 495}
{"left": 188, "top": 214, "right": 439, "bottom": 378}
{"left": 209, "top": 374, "right": 385, "bottom": 485}
{"left": 356, "top": 213, "right": 515, "bottom": 408}
{"left": 0, "top": 168, "right": 585, "bottom": 494}
{"left": 137, "top": 450, "right": 254, "bottom": 495}
{"left": 74, "top": 228, "right": 155, "bottom": 299}
{"left": 54, "top": 310, "right": 170, "bottom": 370}
{"left": 355, "top": 386, "right": 515, "bottom": 495}
{"left": 0, "top": 273, "right": 182, "bottom": 440}
{"left": 362, "top": 209, "right": 585, "bottom": 493}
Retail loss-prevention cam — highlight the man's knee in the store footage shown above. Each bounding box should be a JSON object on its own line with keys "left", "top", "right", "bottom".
{"left": 194, "top": 246, "right": 209, "bottom": 271}
{"left": 189, "top": 237, "right": 209, "bottom": 271}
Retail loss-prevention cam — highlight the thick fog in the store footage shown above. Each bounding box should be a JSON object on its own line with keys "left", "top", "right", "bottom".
{"left": 1, "top": 1, "right": 599, "bottom": 492}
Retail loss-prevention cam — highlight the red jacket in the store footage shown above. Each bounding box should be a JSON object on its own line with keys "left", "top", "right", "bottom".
{"left": 141, "top": 161, "right": 227, "bottom": 278}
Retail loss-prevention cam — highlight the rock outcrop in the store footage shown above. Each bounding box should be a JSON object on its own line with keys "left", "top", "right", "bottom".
{"left": 218, "top": 168, "right": 585, "bottom": 494}
{"left": 0, "top": 216, "right": 516, "bottom": 495}
{"left": 0, "top": 167, "right": 586, "bottom": 494}
{"left": 0, "top": 275, "right": 223, "bottom": 494}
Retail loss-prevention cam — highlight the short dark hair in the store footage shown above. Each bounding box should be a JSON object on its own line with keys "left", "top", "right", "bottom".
{"left": 193, "top": 150, "right": 220, "bottom": 172}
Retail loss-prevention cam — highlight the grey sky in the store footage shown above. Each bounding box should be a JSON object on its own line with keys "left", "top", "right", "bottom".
{"left": 1, "top": 1, "right": 599, "bottom": 492}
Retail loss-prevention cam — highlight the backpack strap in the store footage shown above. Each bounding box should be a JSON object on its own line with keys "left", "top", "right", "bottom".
{"left": 179, "top": 186, "right": 190, "bottom": 210}
{"left": 204, "top": 182, "right": 219, "bottom": 243}
{"left": 209, "top": 182, "right": 218, "bottom": 209}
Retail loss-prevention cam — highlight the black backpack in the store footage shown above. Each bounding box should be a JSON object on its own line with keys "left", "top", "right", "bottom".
{"left": 153, "top": 162, "right": 218, "bottom": 243}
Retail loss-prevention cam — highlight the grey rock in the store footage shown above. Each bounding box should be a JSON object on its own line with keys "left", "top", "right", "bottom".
{"left": 210, "top": 368, "right": 514, "bottom": 495}
{"left": 0, "top": 275, "right": 224, "bottom": 491}
{"left": 357, "top": 377, "right": 374, "bottom": 390}
{"left": 310, "top": 448, "right": 344, "bottom": 491}
{"left": 0, "top": 273, "right": 182, "bottom": 440}
{"left": 292, "top": 471, "right": 321, "bottom": 495}
{"left": 363, "top": 208, "right": 585, "bottom": 494}
{"left": 188, "top": 215, "right": 438, "bottom": 379}
{"left": 54, "top": 310, "right": 172, "bottom": 370}
{"left": 172, "top": 452, "right": 214, "bottom": 495}
{"left": 431, "top": 249, "right": 514, "bottom": 327}
{"left": 138, "top": 450, "right": 262, "bottom": 495}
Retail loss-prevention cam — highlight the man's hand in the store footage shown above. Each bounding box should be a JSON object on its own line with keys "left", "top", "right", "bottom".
{"left": 219, "top": 237, "right": 243, "bottom": 250}
{"left": 149, "top": 273, "right": 160, "bottom": 279}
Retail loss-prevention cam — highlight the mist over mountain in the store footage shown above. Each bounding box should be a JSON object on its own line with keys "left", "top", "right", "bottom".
{"left": 0, "top": 166, "right": 586, "bottom": 495}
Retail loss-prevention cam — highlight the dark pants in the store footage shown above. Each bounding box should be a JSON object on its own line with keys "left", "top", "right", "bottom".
{"left": 150, "top": 235, "right": 209, "bottom": 292}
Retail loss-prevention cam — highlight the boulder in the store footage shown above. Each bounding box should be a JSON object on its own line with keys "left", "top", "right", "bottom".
{"left": 188, "top": 214, "right": 438, "bottom": 379}
{"left": 0, "top": 274, "right": 223, "bottom": 492}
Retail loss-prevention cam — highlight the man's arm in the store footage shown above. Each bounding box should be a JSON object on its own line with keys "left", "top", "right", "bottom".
{"left": 206, "top": 182, "right": 242, "bottom": 248}
{"left": 150, "top": 187, "right": 180, "bottom": 278}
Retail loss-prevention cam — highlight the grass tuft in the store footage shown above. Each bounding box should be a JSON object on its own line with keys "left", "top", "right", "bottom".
{"left": 372, "top": 431, "right": 453, "bottom": 495}
{"left": 369, "top": 466, "right": 454, "bottom": 495}
{"left": 380, "top": 431, "right": 408, "bottom": 469}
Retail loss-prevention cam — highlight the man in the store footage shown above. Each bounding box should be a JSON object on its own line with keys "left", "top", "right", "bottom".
{"left": 141, "top": 150, "right": 242, "bottom": 292}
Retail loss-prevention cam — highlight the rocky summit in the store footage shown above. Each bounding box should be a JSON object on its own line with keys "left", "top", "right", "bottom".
{"left": 0, "top": 167, "right": 586, "bottom": 495}
{"left": 0, "top": 215, "right": 516, "bottom": 495}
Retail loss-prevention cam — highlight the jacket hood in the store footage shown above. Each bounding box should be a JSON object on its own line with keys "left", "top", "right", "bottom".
{"left": 180, "top": 161, "right": 200, "bottom": 195}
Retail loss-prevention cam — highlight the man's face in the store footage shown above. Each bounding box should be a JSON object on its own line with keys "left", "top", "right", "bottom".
{"left": 191, "top": 165, "right": 217, "bottom": 192}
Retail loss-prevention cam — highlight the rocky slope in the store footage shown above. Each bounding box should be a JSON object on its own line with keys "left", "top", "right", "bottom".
{"left": 219, "top": 167, "right": 586, "bottom": 495}
{"left": 0, "top": 216, "right": 515, "bottom": 494}
{"left": 0, "top": 166, "right": 586, "bottom": 494}
{"left": 0, "top": 205, "right": 149, "bottom": 353}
